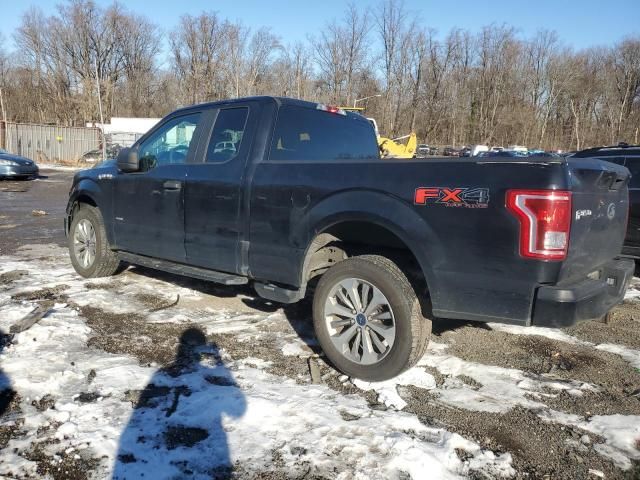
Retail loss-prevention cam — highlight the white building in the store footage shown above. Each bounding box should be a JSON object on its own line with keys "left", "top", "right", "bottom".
{"left": 87, "top": 117, "right": 161, "bottom": 147}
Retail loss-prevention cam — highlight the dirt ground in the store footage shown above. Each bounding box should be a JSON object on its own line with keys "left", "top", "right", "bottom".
{"left": 0, "top": 169, "right": 639, "bottom": 479}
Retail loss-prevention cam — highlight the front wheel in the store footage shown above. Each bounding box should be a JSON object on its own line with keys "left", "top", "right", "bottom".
{"left": 68, "top": 205, "right": 121, "bottom": 278}
{"left": 313, "top": 255, "right": 431, "bottom": 381}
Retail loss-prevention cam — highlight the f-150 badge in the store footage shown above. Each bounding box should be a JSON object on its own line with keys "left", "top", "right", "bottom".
{"left": 414, "top": 187, "right": 490, "bottom": 208}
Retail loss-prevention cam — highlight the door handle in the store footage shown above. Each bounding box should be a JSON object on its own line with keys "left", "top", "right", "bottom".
{"left": 163, "top": 180, "right": 182, "bottom": 191}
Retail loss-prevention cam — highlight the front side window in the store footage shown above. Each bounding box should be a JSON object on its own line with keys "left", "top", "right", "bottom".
{"left": 138, "top": 112, "right": 201, "bottom": 172}
{"left": 269, "top": 105, "right": 379, "bottom": 162}
{"left": 206, "top": 108, "right": 249, "bottom": 163}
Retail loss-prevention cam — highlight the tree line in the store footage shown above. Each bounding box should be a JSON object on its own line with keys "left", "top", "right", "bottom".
{"left": 0, "top": 0, "right": 639, "bottom": 151}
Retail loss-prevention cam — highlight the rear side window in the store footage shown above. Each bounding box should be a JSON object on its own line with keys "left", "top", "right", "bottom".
{"left": 269, "top": 105, "right": 379, "bottom": 161}
{"left": 625, "top": 158, "right": 640, "bottom": 188}
{"left": 206, "top": 108, "right": 249, "bottom": 163}
{"left": 600, "top": 156, "right": 625, "bottom": 166}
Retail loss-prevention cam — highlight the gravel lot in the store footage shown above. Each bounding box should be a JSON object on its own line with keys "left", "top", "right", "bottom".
{"left": 0, "top": 168, "right": 639, "bottom": 479}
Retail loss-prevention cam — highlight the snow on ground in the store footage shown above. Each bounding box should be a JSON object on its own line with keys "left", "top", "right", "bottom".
{"left": 1, "top": 244, "right": 639, "bottom": 477}
{"left": 0, "top": 245, "right": 516, "bottom": 479}
{"left": 624, "top": 276, "right": 640, "bottom": 301}
{"left": 353, "top": 368, "right": 437, "bottom": 410}
{"left": 37, "top": 164, "right": 83, "bottom": 171}
{"left": 487, "top": 322, "right": 640, "bottom": 370}
{"left": 417, "top": 341, "right": 597, "bottom": 413}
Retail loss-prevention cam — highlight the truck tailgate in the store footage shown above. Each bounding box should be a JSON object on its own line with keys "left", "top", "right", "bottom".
{"left": 560, "top": 158, "right": 630, "bottom": 283}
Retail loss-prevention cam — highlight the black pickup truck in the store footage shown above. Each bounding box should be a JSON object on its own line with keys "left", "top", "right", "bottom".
{"left": 65, "top": 96, "right": 634, "bottom": 381}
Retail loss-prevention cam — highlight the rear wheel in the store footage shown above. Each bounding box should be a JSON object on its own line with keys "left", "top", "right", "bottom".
{"left": 69, "top": 205, "right": 121, "bottom": 278}
{"left": 313, "top": 255, "right": 431, "bottom": 381}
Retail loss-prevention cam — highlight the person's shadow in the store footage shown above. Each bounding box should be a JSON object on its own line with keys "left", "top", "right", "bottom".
{"left": 0, "top": 329, "right": 16, "bottom": 420}
{"left": 112, "top": 327, "right": 246, "bottom": 479}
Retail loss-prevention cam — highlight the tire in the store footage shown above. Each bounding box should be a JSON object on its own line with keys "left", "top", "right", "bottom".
{"left": 68, "top": 204, "right": 121, "bottom": 278}
{"left": 313, "top": 255, "right": 431, "bottom": 381}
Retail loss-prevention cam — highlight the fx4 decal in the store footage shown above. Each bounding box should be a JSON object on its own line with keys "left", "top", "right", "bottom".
{"left": 414, "top": 187, "right": 490, "bottom": 208}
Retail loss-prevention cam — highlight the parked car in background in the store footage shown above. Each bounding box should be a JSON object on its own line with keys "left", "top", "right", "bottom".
{"left": 470, "top": 145, "right": 489, "bottom": 156}
{"left": 78, "top": 145, "right": 122, "bottom": 164}
{"left": 213, "top": 141, "right": 237, "bottom": 154}
{"left": 442, "top": 147, "right": 459, "bottom": 157}
{"left": 490, "top": 146, "right": 505, "bottom": 152}
{"left": 0, "top": 148, "right": 39, "bottom": 179}
{"left": 482, "top": 150, "right": 528, "bottom": 158}
{"left": 459, "top": 147, "right": 471, "bottom": 157}
{"left": 415, "top": 144, "right": 430, "bottom": 158}
{"left": 571, "top": 143, "right": 640, "bottom": 258}
{"left": 79, "top": 150, "right": 103, "bottom": 164}
{"left": 507, "top": 145, "right": 528, "bottom": 153}
{"left": 530, "top": 151, "right": 561, "bottom": 158}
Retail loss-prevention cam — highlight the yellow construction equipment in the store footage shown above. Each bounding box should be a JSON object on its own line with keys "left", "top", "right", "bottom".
{"left": 340, "top": 106, "right": 417, "bottom": 158}
{"left": 378, "top": 133, "right": 417, "bottom": 158}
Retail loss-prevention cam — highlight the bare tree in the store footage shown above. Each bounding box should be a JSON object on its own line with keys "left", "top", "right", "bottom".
{"left": 375, "top": 0, "right": 408, "bottom": 134}
{"left": 170, "top": 12, "right": 227, "bottom": 104}
{"left": 244, "top": 28, "right": 280, "bottom": 96}
{"left": 3, "top": 0, "right": 639, "bottom": 150}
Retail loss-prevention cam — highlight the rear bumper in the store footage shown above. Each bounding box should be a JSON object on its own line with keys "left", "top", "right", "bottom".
{"left": 0, "top": 164, "right": 39, "bottom": 178}
{"left": 532, "top": 257, "right": 635, "bottom": 327}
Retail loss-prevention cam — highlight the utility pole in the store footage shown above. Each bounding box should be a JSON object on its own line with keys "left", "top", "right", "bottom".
{"left": 94, "top": 57, "right": 107, "bottom": 162}
{"left": 353, "top": 94, "right": 382, "bottom": 109}
{"left": 0, "top": 87, "right": 6, "bottom": 124}
{"left": 0, "top": 87, "right": 7, "bottom": 150}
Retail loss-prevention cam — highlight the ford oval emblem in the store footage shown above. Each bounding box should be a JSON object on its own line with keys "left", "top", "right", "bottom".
{"left": 607, "top": 203, "right": 616, "bottom": 220}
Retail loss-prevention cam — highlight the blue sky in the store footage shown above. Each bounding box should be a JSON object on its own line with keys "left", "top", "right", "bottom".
{"left": 1, "top": 0, "right": 638, "bottom": 52}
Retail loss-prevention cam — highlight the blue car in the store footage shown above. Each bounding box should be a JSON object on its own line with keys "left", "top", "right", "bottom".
{"left": 0, "top": 148, "right": 39, "bottom": 179}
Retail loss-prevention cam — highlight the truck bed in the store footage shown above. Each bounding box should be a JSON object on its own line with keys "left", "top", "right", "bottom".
{"left": 248, "top": 154, "right": 629, "bottom": 325}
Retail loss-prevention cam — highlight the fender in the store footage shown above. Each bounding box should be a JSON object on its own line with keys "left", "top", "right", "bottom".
{"left": 66, "top": 177, "right": 116, "bottom": 245}
{"left": 292, "top": 189, "right": 446, "bottom": 308}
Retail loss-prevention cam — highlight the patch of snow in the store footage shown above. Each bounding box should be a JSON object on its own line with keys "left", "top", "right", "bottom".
{"left": 418, "top": 344, "right": 595, "bottom": 413}
{"left": 557, "top": 414, "right": 640, "bottom": 470}
{"left": 489, "top": 321, "right": 640, "bottom": 369}
{"left": 487, "top": 322, "right": 582, "bottom": 344}
{"left": 354, "top": 338, "right": 640, "bottom": 470}
{"left": 595, "top": 343, "right": 640, "bottom": 369}
{"left": 37, "top": 163, "right": 82, "bottom": 171}
{"left": 281, "top": 341, "right": 309, "bottom": 357}
{"left": 353, "top": 368, "right": 437, "bottom": 410}
{"left": 624, "top": 277, "right": 640, "bottom": 301}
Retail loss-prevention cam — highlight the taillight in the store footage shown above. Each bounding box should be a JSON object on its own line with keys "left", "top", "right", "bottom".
{"left": 506, "top": 189, "right": 572, "bottom": 260}
{"left": 316, "top": 104, "right": 347, "bottom": 116}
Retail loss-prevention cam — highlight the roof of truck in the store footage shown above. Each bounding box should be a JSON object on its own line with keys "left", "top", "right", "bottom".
{"left": 572, "top": 143, "right": 640, "bottom": 158}
{"left": 171, "top": 96, "right": 367, "bottom": 121}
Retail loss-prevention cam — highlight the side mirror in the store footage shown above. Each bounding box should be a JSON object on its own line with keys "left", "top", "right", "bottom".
{"left": 117, "top": 147, "right": 139, "bottom": 173}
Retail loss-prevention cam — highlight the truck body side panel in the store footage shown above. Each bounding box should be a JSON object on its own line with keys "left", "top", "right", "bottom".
{"left": 248, "top": 158, "right": 572, "bottom": 325}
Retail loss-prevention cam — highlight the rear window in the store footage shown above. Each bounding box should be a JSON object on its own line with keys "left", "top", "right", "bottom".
{"left": 268, "top": 105, "right": 379, "bottom": 161}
